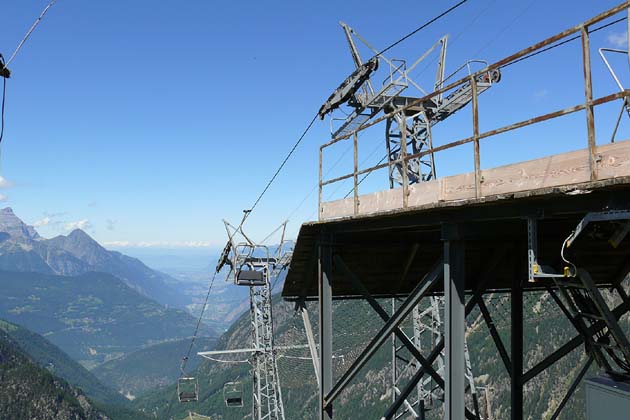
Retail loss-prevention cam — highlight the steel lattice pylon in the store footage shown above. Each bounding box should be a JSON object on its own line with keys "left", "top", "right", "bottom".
{"left": 248, "top": 262, "right": 286, "bottom": 420}
{"left": 318, "top": 22, "right": 500, "bottom": 191}
{"left": 391, "top": 297, "right": 480, "bottom": 419}
{"left": 199, "top": 219, "right": 292, "bottom": 420}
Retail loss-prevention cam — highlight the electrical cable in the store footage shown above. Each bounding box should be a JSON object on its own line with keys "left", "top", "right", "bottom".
{"left": 469, "top": 0, "right": 540, "bottom": 60}
{"left": 409, "top": 0, "right": 499, "bottom": 82}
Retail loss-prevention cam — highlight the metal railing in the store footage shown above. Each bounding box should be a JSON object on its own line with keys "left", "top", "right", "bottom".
{"left": 319, "top": 2, "right": 630, "bottom": 219}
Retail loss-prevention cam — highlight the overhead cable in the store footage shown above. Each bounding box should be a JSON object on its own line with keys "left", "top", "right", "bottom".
{"left": 0, "top": 55, "right": 6, "bottom": 145}
{"left": 238, "top": 1, "right": 470, "bottom": 228}
{"left": 376, "top": 0, "right": 470, "bottom": 57}
{"left": 344, "top": 15, "right": 628, "bottom": 196}
{"left": 7, "top": 0, "right": 59, "bottom": 66}
{"left": 501, "top": 16, "right": 627, "bottom": 69}
{"left": 242, "top": 114, "right": 318, "bottom": 224}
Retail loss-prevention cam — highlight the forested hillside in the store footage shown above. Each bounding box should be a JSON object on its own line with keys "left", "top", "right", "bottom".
{"left": 0, "top": 327, "right": 110, "bottom": 420}
{"left": 134, "top": 288, "right": 630, "bottom": 420}
{"left": 0, "top": 270, "right": 203, "bottom": 368}
{"left": 0, "top": 319, "right": 125, "bottom": 406}
{"left": 93, "top": 337, "right": 216, "bottom": 398}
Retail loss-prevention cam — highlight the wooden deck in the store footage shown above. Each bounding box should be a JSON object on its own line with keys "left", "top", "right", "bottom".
{"left": 321, "top": 140, "right": 630, "bottom": 221}
{"left": 283, "top": 140, "right": 630, "bottom": 300}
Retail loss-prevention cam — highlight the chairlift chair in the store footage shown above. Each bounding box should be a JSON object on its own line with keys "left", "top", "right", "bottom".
{"left": 178, "top": 376, "right": 199, "bottom": 403}
{"left": 235, "top": 269, "right": 266, "bottom": 287}
{"left": 223, "top": 381, "right": 244, "bottom": 407}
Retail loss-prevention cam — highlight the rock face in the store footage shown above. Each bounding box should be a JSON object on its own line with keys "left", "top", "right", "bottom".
{"left": 0, "top": 207, "right": 187, "bottom": 309}
{"left": 0, "top": 207, "right": 40, "bottom": 243}
{"left": 0, "top": 327, "right": 110, "bottom": 420}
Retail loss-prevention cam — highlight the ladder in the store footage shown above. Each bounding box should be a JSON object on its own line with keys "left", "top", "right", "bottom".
{"left": 552, "top": 270, "right": 630, "bottom": 378}
{"left": 532, "top": 211, "right": 630, "bottom": 378}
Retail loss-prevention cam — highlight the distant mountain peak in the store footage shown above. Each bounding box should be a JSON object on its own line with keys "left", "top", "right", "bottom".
{"left": 51, "top": 228, "right": 107, "bottom": 263}
{"left": 0, "top": 208, "right": 189, "bottom": 309}
{"left": 0, "top": 207, "right": 40, "bottom": 242}
{"left": 0, "top": 207, "right": 15, "bottom": 216}
{"left": 68, "top": 228, "right": 96, "bottom": 242}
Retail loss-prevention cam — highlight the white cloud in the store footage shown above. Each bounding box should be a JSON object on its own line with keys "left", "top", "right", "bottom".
{"left": 103, "top": 240, "right": 214, "bottom": 248}
{"left": 0, "top": 176, "right": 13, "bottom": 189}
{"left": 65, "top": 219, "right": 92, "bottom": 231}
{"left": 33, "top": 217, "right": 51, "bottom": 227}
{"left": 106, "top": 219, "right": 116, "bottom": 231}
{"left": 608, "top": 31, "right": 628, "bottom": 48}
{"left": 0, "top": 194, "right": 7, "bottom": 202}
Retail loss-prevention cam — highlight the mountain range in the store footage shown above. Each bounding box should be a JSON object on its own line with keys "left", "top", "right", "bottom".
{"left": 0, "top": 207, "right": 188, "bottom": 309}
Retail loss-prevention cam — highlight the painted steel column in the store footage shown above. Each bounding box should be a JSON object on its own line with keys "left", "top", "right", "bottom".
{"left": 319, "top": 233, "right": 334, "bottom": 420}
{"left": 443, "top": 224, "right": 466, "bottom": 420}
{"left": 301, "top": 304, "right": 321, "bottom": 387}
{"left": 511, "top": 263, "right": 523, "bottom": 420}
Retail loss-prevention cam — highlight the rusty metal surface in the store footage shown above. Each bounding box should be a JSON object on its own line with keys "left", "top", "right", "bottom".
{"left": 319, "top": 3, "right": 630, "bottom": 217}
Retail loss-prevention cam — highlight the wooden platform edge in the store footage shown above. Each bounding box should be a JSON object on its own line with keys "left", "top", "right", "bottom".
{"left": 321, "top": 140, "right": 630, "bottom": 221}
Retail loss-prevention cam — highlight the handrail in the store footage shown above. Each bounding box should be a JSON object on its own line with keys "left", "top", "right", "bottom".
{"left": 320, "top": 91, "right": 629, "bottom": 188}
{"left": 320, "top": 2, "right": 628, "bottom": 148}
{"left": 318, "top": 3, "right": 630, "bottom": 219}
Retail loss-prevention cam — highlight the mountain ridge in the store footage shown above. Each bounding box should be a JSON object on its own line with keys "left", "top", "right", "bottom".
{"left": 0, "top": 207, "right": 188, "bottom": 308}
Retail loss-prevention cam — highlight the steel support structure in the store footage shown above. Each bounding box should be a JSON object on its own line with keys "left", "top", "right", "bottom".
{"left": 212, "top": 221, "right": 292, "bottom": 420}
{"left": 511, "top": 267, "right": 523, "bottom": 420}
{"left": 249, "top": 267, "right": 286, "bottom": 420}
{"left": 443, "top": 224, "right": 466, "bottom": 420}
{"left": 319, "top": 233, "right": 334, "bottom": 420}
{"left": 306, "top": 215, "right": 630, "bottom": 420}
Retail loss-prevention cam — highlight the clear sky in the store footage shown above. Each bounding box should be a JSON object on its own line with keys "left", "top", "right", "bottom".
{"left": 1, "top": 0, "right": 628, "bottom": 251}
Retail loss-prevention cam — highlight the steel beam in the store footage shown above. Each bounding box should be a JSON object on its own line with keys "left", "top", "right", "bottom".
{"left": 511, "top": 264, "right": 523, "bottom": 420}
{"left": 523, "top": 294, "right": 630, "bottom": 383}
{"left": 336, "top": 255, "right": 444, "bottom": 387}
{"left": 385, "top": 246, "right": 506, "bottom": 420}
{"left": 319, "top": 234, "right": 334, "bottom": 420}
{"left": 443, "top": 225, "right": 466, "bottom": 420}
{"left": 324, "top": 259, "right": 443, "bottom": 408}
{"left": 549, "top": 356, "right": 594, "bottom": 420}
{"left": 476, "top": 296, "right": 512, "bottom": 376}
{"left": 299, "top": 301, "right": 321, "bottom": 387}
{"left": 383, "top": 339, "right": 444, "bottom": 420}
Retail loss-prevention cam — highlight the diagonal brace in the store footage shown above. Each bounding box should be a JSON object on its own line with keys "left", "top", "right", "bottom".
{"left": 324, "top": 258, "right": 444, "bottom": 408}
{"left": 476, "top": 295, "right": 512, "bottom": 377}
{"left": 336, "top": 255, "right": 444, "bottom": 388}
{"left": 523, "top": 298, "right": 630, "bottom": 383}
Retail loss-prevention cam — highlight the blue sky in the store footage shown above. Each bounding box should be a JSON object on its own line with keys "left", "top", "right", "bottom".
{"left": 0, "top": 0, "right": 628, "bottom": 252}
